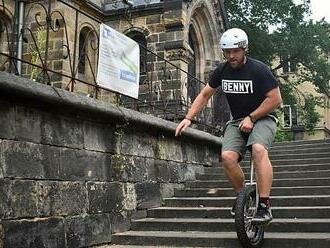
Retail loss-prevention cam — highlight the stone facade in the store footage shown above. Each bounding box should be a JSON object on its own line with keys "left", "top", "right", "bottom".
{"left": 0, "top": 71, "right": 221, "bottom": 247}
{"left": 0, "top": 0, "right": 230, "bottom": 128}
{"left": 105, "top": 0, "right": 227, "bottom": 113}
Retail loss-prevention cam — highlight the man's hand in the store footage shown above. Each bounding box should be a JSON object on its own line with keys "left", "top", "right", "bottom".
{"left": 239, "top": 116, "right": 254, "bottom": 133}
{"left": 175, "top": 119, "right": 192, "bottom": 136}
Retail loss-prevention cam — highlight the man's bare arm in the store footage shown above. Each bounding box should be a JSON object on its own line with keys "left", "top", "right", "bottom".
{"left": 240, "top": 87, "right": 282, "bottom": 133}
{"left": 250, "top": 87, "right": 282, "bottom": 121}
{"left": 175, "top": 84, "right": 217, "bottom": 136}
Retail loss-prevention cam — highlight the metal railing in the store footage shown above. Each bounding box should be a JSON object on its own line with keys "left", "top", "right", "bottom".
{"left": 0, "top": 0, "right": 224, "bottom": 135}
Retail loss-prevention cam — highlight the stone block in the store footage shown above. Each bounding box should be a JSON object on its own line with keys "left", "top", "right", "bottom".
{"left": 59, "top": 148, "right": 112, "bottom": 181}
{"left": 111, "top": 155, "right": 147, "bottom": 182}
{"left": 38, "top": 181, "right": 88, "bottom": 216}
{"left": 168, "top": 161, "right": 189, "bottom": 183}
{"left": 117, "top": 132, "right": 156, "bottom": 157}
{"left": 65, "top": 213, "right": 112, "bottom": 247}
{"left": 164, "top": 1, "right": 182, "bottom": 11}
{"left": 164, "top": 40, "right": 185, "bottom": 50}
{"left": 147, "top": 34, "right": 158, "bottom": 43}
{"left": 181, "top": 142, "right": 198, "bottom": 163}
{"left": 160, "top": 182, "right": 184, "bottom": 198}
{"left": 131, "top": 209, "right": 147, "bottom": 220}
{"left": 156, "top": 137, "right": 183, "bottom": 162}
{"left": 112, "top": 155, "right": 156, "bottom": 182}
{"left": 146, "top": 15, "right": 161, "bottom": 25}
{"left": 159, "top": 32, "right": 175, "bottom": 42}
{"left": 0, "top": 140, "right": 60, "bottom": 179}
{"left": 154, "top": 159, "right": 170, "bottom": 182}
{"left": 87, "top": 182, "right": 124, "bottom": 214}
{"left": 40, "top": 144, "right": 61, "bottom": 178}
{"left": 111, "top": 211, "right": 132, "bottom": 233}
{"left": 0, "top": 101, "right": 15, "bottom": 139}
{"left": 83, "top": 120, "right": 115, "bottom": 152}
{"left": 15, "top": 106, "right": 42, "bottom": 143}
{"left": 0, "top": 179, "right": 39, "bottom": 219}
{"left": 122, "top": 183, "right": 137, "bottom": 211}
{"left": 41, "top": 113, "right": 84, "bottom": 149}
{"left": 184, "top": 164, "right": 197, "bottom": 181}
{"left": 144, "top": 157, "right": 157, "bottom": 182}
{"left": 1, "top": 217, "right": 65, "bottom": 248}
{"left": 135, "top": 182, "right": 161, "bottom": 210}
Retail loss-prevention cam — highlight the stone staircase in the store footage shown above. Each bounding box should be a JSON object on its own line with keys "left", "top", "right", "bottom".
{"left": 108, "top": 139, "right": 330, "bottom": 247}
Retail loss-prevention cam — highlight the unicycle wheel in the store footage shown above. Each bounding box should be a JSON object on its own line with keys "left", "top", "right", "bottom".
{"left": 235, "top": 185, "right": 264, "bottom": 248}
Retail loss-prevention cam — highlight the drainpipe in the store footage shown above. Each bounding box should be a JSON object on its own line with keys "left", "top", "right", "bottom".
{"left": 17, "top": 1, "right": 24, "bottom": 75}
{"left": 219, "top": 0, "right": 229, "bottom": 30}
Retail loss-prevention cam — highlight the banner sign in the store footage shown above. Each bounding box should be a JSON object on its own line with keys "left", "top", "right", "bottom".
{"left": 97, "top": 23, "right": 140, "bottom": 99}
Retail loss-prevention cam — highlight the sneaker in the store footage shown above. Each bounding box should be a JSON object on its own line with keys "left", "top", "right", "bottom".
{"left": 251, "top": 204, "right": 273, "bottom": 225}
{"left": 230, "top": 200, "right": 236, "bottom": 217}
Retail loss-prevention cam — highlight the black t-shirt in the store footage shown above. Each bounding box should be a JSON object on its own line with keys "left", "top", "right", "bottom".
{"left": 209, "top": 57, "right": 279, "bottom": 120}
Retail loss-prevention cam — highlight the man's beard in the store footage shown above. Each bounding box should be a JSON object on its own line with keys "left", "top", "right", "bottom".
{"left": 229, "top": 56, "right": 246, "bottom": 69}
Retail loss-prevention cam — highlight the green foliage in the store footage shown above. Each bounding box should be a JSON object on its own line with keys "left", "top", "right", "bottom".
{"left": 226, "top": 0, "right": 330, "bottom": 132}
{"left": 301, "top": 95, "right": 322, "bottom": 133}
{"left": 30, "top": 27, "right": 46, "bottom": 82}
{"left": 274, "top": 109, "right": 293, "bottom": 142}
{"left": 274, "top": 124, "right": 293, "bottom": 142}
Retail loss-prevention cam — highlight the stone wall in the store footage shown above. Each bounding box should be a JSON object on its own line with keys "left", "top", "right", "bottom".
{"left": 0, "top": 72, "right": 221, "bottom": 248}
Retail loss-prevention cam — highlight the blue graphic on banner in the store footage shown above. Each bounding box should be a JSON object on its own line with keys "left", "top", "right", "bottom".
{"left": 120, "top": 70, "right": 137, "bottom": 83}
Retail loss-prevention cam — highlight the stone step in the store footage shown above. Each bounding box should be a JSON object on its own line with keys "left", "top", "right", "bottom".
{"left": 147, "top": 206, "right": 330, "bottom": 219}
{"left": 241, "top": 152, "right": 330, "bottom": 163}
{"left": 273, "top": 139, "right": 330, "bottom": 147}
{"left": 267, "top": 152, "right": 330, "bottom": 160}
{"left": 205, "top": 163, "right": 330, "bottom": 174}
{"left": 105, "top": 246, "right": 213, "bottom": 248}
{"left": 175, "top": 186, "right": 330, "bottom": 197}
{"left": 111, "top": 231, "right": 330, "bottom": 247}
{"left": 240, "top": 157, "right": 330, "bottom": 166}
{"left": 186, "top": 177, "right": 330, "bottom": 188}
{"left": 131, "top": 218, "right": 330, "bottom": 233}
{"left": 197, "top": 170, "right": 330, "bottom": 180}
{"left": 163, "top": 195, "right": 330, "bottom": 207}
{"left": 109, "top": 139, "right": 330, "bottom": 248}
{"left": 268, "top": 146, "right": 330, "bottom": 155}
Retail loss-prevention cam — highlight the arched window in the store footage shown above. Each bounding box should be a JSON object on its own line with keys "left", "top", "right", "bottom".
{"left": 188, "top": 24, "right": 199, "bottom": 103}
{"left": 126, "top": 31, "right": 147, "bottom": 84}
{"left": 77, "top": 26, "right": 97, "bottom": 81}
{"left": 76, "top": 26, "right": 97, "bottom": 96}
{"left": 78, "top": 28, "right": 88, "bottom": 74}
{"left": 0, "top": 12, "right": 11, "bottom": 72}
{"left": 0, "top": 18, "right": 4, "bottom": 39}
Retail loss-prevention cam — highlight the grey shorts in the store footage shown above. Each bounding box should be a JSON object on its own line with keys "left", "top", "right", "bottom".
{"left": 221, "top": 116, "right": 277, "bottom": 161}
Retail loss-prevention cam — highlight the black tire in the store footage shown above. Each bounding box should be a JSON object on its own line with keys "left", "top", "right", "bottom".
{"left": 235, "top": 185, "right": 264, "bottom": 248}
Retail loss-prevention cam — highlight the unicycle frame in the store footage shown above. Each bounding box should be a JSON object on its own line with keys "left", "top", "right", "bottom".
{"left": 234, "top": 154, "right": 265, "bottom": 248}
{"left": 247, "top": 157, "right": 259, "bottom": 210}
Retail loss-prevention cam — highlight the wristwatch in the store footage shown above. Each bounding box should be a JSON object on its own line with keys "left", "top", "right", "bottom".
{"left": 248, "top": 114, "right": 256, "bottom": 123}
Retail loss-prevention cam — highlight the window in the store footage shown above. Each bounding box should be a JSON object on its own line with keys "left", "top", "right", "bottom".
{"left": 0, "top": 18, "right": 4, "bottom": 38}
{"left": 126, "top": 31, "right": 147, "bottom": 84}
{"left": 78, "top": 30, "right": 87, "bottom": 74}
{"left": 283, "top": 104, "right": 298, "bottom": 127}
{"left": 0, "top": 14, "right": 10, "bottom": 72}
{"left": 281, "top": 55, "right": 297, "bottom": 74}
{"left": 188, "top": 26, "right": 198, "bottom": 103}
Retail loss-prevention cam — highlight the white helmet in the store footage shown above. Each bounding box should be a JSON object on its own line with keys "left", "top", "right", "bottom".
{"left": 220, "top": 28, "right": 248, "bottom": 49}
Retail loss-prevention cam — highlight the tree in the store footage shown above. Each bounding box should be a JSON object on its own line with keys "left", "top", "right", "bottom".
{"left": 225, "top": 0, "right": 330, "bottom": 133}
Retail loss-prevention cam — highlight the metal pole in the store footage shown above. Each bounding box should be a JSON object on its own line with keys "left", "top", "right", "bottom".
{"left": 17, "top": 1, "right": 24, "bottom": 75}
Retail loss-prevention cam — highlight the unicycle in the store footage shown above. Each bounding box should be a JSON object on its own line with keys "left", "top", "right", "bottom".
{"left": 234, "top": 156, "right": 265, "bottom": 248}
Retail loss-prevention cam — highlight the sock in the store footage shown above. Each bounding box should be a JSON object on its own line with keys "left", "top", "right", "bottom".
{"left": 259, "top": 197, "right": 270, "bottom": 209}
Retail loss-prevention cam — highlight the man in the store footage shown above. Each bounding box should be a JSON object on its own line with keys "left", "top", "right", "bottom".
{"left": 175, "top": 28, "right": 282, "bottom": 224}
